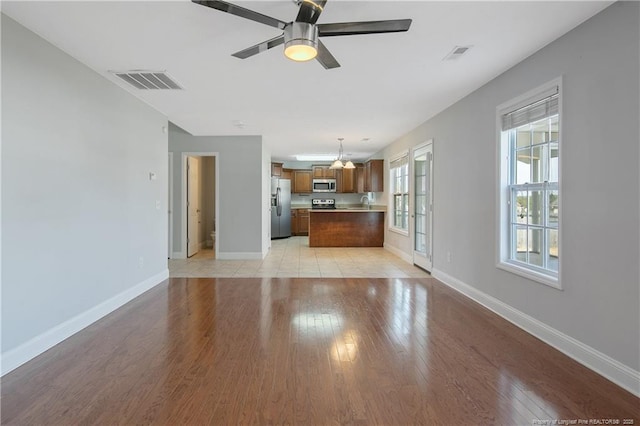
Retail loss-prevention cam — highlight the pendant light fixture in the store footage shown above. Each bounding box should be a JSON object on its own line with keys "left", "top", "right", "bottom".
{"left": 330, "top": 138, "right": 355, "bottom": 169}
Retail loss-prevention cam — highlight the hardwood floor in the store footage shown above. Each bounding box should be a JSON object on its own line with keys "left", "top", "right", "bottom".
{"left": 2, "top": 277, "right": 638, "bottom": 425}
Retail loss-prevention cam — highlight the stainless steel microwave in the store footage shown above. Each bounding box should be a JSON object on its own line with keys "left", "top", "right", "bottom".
{"left": 312, "top": 178, "right": 336, "bottom": 192}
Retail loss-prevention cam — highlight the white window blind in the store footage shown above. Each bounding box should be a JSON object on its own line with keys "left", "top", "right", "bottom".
{"left": 502, "top": 88, "right": 559, "bottom": 131}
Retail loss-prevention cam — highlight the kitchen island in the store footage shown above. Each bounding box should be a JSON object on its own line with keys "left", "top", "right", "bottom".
{"left": 309, "top": 209, "right": 385, "bottom": 247}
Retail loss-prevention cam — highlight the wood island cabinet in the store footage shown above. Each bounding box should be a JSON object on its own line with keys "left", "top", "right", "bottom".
{"left": 293, "top": 170, "right": 312, "bottom": 193}
{"left": 309, "top": 210, "right": 384, "bottom": 247}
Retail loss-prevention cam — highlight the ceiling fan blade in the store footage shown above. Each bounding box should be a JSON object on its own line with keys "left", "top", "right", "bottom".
{"left": 192, "top": 0, "right": 287, "bottom": 30}
{"left": 316, "top": 40, "right": 340, "bottom": 70}
{"left": 295, "top": 0, "right": 327, "bottom": 25}
{"left": 317, "top": 19, "right": 412, "bottom": 37}
{"left": 232, "top": 35, "right": 285, "bottom": 59}
{"left": 315, "top": 39, "right": 340, "bottom": 69}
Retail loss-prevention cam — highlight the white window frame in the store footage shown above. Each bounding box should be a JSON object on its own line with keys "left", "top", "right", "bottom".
{"left": 496, "top": 77, "right": 562, "bottom": 289}
{"left": 389, "top": 150, "right": 410, "bottom": 236}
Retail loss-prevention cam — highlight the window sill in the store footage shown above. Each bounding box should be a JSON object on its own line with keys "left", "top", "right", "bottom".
{"left": 388, "top": 227, "right": 409, "bottom": 237}
{"left": 497, "top": 261, "right": 562, "bottom": 290}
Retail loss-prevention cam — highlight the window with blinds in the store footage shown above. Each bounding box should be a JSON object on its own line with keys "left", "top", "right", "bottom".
{"left": 390, "top": 153, "right": 409, "bottom": 233}
{"left": 498, "top": 81, "right": 561, "bottom": 288}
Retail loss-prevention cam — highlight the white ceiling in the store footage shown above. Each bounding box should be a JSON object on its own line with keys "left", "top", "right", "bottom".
{"left": 2, "top": 1, "right": 611, "bottom": 161}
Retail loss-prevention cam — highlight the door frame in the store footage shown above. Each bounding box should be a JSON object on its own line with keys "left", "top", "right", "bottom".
{"left": 411, "top": 140, "right": 434, "bottom": 271}
{"left": 180, "top": 152, "right": 219, "bottom": 259}
{"left": 168, "top": 152, "right": 174, "bottom": 258}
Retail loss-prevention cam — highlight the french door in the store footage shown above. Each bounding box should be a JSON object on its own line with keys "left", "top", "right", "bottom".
{"left": 413, "top": 142, "right": 433, "bottom": 271}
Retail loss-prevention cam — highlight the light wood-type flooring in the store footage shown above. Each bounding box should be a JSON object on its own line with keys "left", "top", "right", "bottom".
{"left": 169, "top": 237, "right": 431, "bottom": 278}
{"left": 2, "top": 277, "right": 638, "bottom": 425}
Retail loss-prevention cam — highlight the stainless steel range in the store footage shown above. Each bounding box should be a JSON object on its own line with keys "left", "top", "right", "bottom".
{"left": 311, "top": 198, "right": 336, "bottom": 209}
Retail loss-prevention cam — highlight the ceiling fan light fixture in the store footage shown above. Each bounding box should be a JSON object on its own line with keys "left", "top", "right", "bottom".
{"left": 284, "top": 22, "right": 318, "bottom": 62}
{"left": 284, "top": 42, "right": 317, "bottom": 62}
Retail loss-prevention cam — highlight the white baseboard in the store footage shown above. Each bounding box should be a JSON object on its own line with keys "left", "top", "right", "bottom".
{"left": 217, "top": 252, "right": 264, "bottom": 260}
{"left": 431, "top": 268, "right": 640, "bottom": 397}
{"left": 384, "top": 243, "right": 413, "bottom": 264}
{"left": 1, "top": 269, "right": 169, "bottom": 376}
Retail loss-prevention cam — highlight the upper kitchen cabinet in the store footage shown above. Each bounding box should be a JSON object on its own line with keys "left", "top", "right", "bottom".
{"left": 281, "top": 168, "right": 292, "bottom": 180}
{"left": 293, "top": 170, "right": 312, "bottom": 193}
{"left": 364, "top": 159, "right": 384, "bottom": 192}
{"left": 271, "top": 162, "right": 283, "bottom": 177}
{"left": 337, "top": 165, "right": 359, "bottom": 193}
{"left": 312, "top": 165, "right": 336, "bottom": 179}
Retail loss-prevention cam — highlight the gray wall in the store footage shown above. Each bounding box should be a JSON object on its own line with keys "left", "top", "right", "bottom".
{"left": 377, "top": 2, "right": 639, "bottom": 371}
{"left": 1, "top": 15, "right": 168, "bottom": 353}
{"left": 169, "top": 124, "right": 265, "bottom": 257}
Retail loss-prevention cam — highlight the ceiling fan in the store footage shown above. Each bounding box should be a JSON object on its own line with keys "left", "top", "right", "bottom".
{"left": 192, "top": 0, "right": 412, "bottom": 69}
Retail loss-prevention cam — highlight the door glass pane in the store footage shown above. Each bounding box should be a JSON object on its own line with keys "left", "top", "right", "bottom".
{"left": 548, "top": 229, "right": 559, "bottom": 272}
{"left": 415, "top": 213, "right": 424, "bottom": 234}
{"left": 415, "top": 233, "right": 426, "bottom": 253}
{"left": 416, "top": 194, "right": 426, "bottom": 214}
{"left": 416, "top": 175, "right": 425, "bottom": 194}
{"left": 415, "top": 158, "right": 426, "bottom": 175}
{"left": 414, "top": 152, "right": 428, "bottom": 255}
{"left": 529, "top": 190, "right": 543, "bottom": 225}
{"left": 515, "top": 149, "right": 531, "bottom": 184}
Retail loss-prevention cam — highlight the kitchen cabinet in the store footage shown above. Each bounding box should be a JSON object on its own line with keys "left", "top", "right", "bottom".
{"left": 313, "top": 165, "right": 336, "bottom": 179}
{"left": 309, "top": 210, "right": 384, "bottom": 247}
{"left": 293, "top": 170, "right": 312, "bottom": 193}
{"left": 364, "top": 159, "right": 384, "bottom": 192}
{"left": 338, "top": 166, "right": 358, "bottom": 193}
{"left": 356, "top": 165, "right": 365, "bottom": 193}
{"left": 291, "top": 208, "right": 309, "bottom": 236}
{"left": 281, "top": 168, "right": 292, "bottom": 180}
{"left": 271, "top": 162, "right": 283, "bottom": 177}
{"left": 291, "top": 209, "right": 297, "bottom": 235}
{"left": 298, "top": 209, "right": 309, "bottom": 235}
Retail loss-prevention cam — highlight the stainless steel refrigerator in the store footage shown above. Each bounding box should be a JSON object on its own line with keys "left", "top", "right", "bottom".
{"left": 271, "top": 177, "right": 291, "bottom": 239}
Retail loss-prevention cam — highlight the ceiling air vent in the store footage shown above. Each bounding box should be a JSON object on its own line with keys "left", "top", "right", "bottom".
{"left": 111, "top": 70, "right": 183, "bottom": 90}
{"left": 443, "top": 45, "right": 472, "bottom": 61}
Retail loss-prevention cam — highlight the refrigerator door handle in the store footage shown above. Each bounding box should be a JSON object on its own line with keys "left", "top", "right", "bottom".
{"left": 276, "top": 187, "right": 282, "bottom": 216}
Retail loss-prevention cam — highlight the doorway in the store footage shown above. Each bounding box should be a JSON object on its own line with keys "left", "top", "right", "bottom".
{"left": 412, "top": 141, "right": 433, "bottom": 271}
{"left": 179, "top": 153, "right": 218, "bottom": 259}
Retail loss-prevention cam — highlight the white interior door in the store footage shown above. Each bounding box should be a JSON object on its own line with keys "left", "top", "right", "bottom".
{"left": 413, "top": 143, "right": 433, "bottom": 271}
{"left": 187, "top": 156, "right": 200, "bottom": 257}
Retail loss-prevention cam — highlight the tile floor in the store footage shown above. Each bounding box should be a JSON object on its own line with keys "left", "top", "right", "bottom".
{"left": 169, "top": 236, "right": 431, "bottom": 278}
